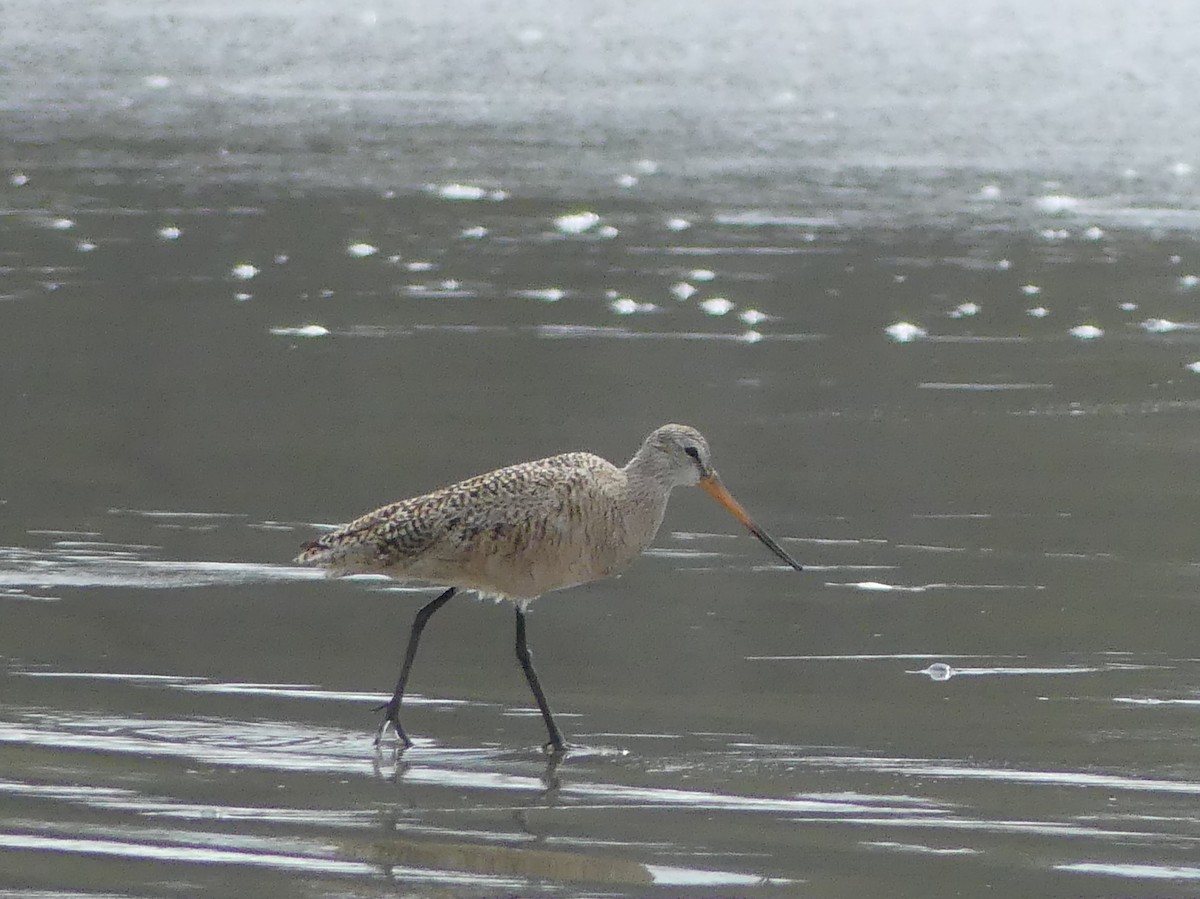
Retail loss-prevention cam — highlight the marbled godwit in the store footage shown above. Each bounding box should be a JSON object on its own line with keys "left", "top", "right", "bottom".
{"left": 296, "top": 423, "right": 803, "bottom": 751}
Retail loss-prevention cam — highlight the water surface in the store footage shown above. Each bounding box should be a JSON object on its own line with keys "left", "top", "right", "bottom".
{"left": 3, "top": 2, "right": 1200, "bottom": 896}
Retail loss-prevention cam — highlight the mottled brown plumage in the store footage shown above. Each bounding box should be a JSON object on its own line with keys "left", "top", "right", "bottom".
{"left": 296, "top": 423, "right": 802, "bottom": 751}
{"left": 296, "top": 451, "right": 656, "bottom": 600}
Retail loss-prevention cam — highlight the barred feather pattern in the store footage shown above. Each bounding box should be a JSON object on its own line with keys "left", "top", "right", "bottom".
{"left": 294, "top": 449, "right": 674, "bottom": 602}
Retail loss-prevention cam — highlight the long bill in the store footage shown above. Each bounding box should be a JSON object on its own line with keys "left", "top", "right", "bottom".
{"left": 700, "top": 473, "right": 803, "bottom": 571}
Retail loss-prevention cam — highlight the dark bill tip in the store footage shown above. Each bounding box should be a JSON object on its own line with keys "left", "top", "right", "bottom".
{"left": 748, "top": 522, "right": 804, "bottom": 571}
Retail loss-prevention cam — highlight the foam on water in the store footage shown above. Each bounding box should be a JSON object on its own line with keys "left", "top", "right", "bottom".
{"left": 884, "top": 321, "right": 927, "bottom": 342}
{"left": 669, "top": 281, "right": 697, "bottom": 300}
{"left": 515, "top": 287, "right": 566, "bottom": 302}
{"left": 699, "top": 297, "right": 733, "bottom": 316}
{"left": 802, "top": 756, "right": 1200, "bottom": 796}
{"left": 914, "top": 663, "right": 1117, "bottom": 680}
{"left": 0, "top": 545, "right": 326, "bottom": 589}
{"left": 433, "top": 183, "right": 489, "bottom": 201}
{"left": 553, "top": 211, "right": 600, "bottom": 235}
{"left": 0, "top": 833, "right": 377, "bottom": 877}
{"left": 1057, "top": 863, "right": 1200, "bottom": 881}
{"left": 269, "top": 324, "right": 330, "bottom": 337}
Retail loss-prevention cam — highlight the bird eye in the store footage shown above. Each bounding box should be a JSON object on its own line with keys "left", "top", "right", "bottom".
{"left": 684, "top": 446, "right": 701, "bottom": 461}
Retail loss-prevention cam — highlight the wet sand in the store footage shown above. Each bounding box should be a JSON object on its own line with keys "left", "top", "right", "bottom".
{"left": 3, "top": 2, "right": 1200, "bottom": 896}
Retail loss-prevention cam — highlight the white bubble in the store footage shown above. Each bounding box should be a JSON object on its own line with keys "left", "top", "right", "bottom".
{"left": 670, "top": 282, "right": 697, "bottom": 301}
{"left": 144, "top": 74, "right": 172, "bottom": 89}
{"left": 1118, "top": 302, "right": 1138, "bottom": 312}
{"left": 665, "top": 217, "right": 691, "bottom": 232}
{"left": 436, "top": 183, "right": 487, "bottom": 201}
{"left": 979, "top": 184, "right": 1001, "bottom": 199}
{"left": 1036, "top": 194, "right": 1078, "bottom": 214}
{"left": 274, "top": 254, "right": 289, "bottom": 264}
{"left": 595, "top": 225, "right": 619, "bottom": 239}
{"left": 885, "top": 322, "right": 927, "bottom": 342}
{"left": 518, "top": 288, "right": 566, "bottom": 302}
{"left": 689, "top": 268, "right": 716, "bottom": 282}
{"left": 1169, "top": 161, "right": 1194, "bottom": 177}
{"left": 49, "top": 218, "right": 75, "bottom": 230}
{"left": 553, "top": 211, "right": 600, "bottom": 234}
{"left": 996, "top": 258, "right": 1012, "bottom": 270}
{"left": 738, "top": 309, "right": 768, "bottom": 325}
{"left": 1140, "top": 318, "right": 1182, "bottom": 333}
{"left": 406, "top": 261, "right": 434, "bottom": 272}
{"left": 699, "top": 297, "right": 734, "bottom": 316}
{"left": 270, "top": 325, "right": 329, "bottom": 338}
{"left": 634, "top": 159, "right": 660, "bottom": 174}
{"left": 460, "top": 226, "right": 488, "bottom": 239}
{"left": 1020, "top": 284, "right": 1041, "bottom": 295}
{"left": 921, "top": 663, "right": 954, "bottom": 682}
{"left": 1180, "top": 274, "right": 1199, "bottom": 289}
{"left": 346, "top": 242, "right": 378, "bottom": 258}
{"left": 157, "top": 225, "right": 182, "bottom": 240}
{"left": 739, "top": 329, "right": 763, "bottom": 344}
{"left": 234, "top": 292, "right": 252, "bottom": 302}
{"left": 1186, "top": 362, "right": 1200, "bottom": 373}
{"left": 949, "top": 301, "right": 979, "bottom": 318}
{"left": 1083, "top": 226, "right": 1105, "bottom": 240}
{"left": 1069, "top": 324, "right": 1103, "bottom": 340}
{"left": 10, "top": 172, "right": 28, "bottom": 187}
{"left": 230, "top": 263, "right": 258, "bottom": 280}
{"left": 609, "top": 297, "right": 656, "bottom": 315}
{"left": 616, "top": 174, "right": 638, "bottom": 188}
{"left": 1027, "top": 307, "right": 1049, "bottom": 318}
{"left": 76, "top": 240, "right": 97, "bottom": 252}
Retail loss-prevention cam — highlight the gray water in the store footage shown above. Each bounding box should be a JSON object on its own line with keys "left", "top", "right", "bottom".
{"left": 3, "top": 2, "right": 1200, "bottom": 896}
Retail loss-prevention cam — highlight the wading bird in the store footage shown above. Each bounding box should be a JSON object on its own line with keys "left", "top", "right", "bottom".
{"left": 296, "top": 423, "right": 803, "bottom": 751}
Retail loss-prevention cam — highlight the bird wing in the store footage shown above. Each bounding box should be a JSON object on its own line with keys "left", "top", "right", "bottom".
{"left": 294, "top": 490, "right": 443, "bottom": 570}
{"left": 295, "top": 452, "right": 616, "bottom": 576}
{"left": 417, "top": 453, "right": 608, "bottom": 562}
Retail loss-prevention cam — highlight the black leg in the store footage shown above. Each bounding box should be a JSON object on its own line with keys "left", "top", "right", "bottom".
{"left": 514, "top": 605, "right": 566, "bottom": 752}
{"left": 376, "top": 587, "right": 457, "bottom": 747}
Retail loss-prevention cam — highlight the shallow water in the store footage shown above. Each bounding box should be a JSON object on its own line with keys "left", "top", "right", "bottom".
{"left": 4, "top": 2, "right": 1200, "bottom": 896}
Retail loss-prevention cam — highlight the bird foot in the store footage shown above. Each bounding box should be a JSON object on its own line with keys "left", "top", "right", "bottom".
{"left": 373, "top": 701, "right": 413, "bottom": 749}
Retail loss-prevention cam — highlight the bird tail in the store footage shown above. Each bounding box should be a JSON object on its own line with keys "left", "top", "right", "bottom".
{"left": 293, "top": 538, "right": 333, "bottom": 566}
{"left": 294, "top": 529, "right": 378, "bottom": 574}
{"left": 293, "top": 529, "right": 364, "bottom": 568}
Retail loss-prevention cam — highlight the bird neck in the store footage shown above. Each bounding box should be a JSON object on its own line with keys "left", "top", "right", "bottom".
{"left": 618, "top": 447, "right": 676, "bottom": 550}
{"left": 622, "top": 445, "right": 679, "bottom": 497}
